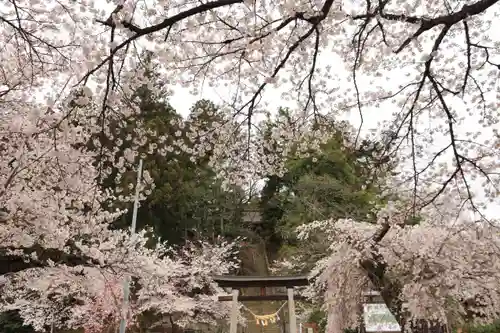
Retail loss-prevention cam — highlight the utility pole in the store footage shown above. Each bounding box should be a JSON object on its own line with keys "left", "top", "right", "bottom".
{"left": 118, "top": 159, "right": 143, "bottom": 333}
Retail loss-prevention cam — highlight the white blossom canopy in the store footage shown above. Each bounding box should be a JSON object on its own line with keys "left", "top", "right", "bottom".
{"left": 0, "top": 85, "right": 239, "bottom": 330}
{"left": 295, "top": 201, "right": 500, "bottom": 332}
{"left": 1, "top": 0, "right": 499, "bottom": 210}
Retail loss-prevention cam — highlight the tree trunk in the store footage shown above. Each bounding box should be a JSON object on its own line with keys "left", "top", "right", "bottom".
{"left": 358, "top": 224, "right": 448, "bottom": 333}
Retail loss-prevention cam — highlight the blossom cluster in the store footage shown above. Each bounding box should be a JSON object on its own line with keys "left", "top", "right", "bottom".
{"left": 295, "top": 201, "right": 500, "bottom": 331}
{"left": 0, "top": 239, "right": 239, "bottom": 331}
{"left": 0, "top": 86, "right": 239, "bottom": 331}
{"left": 3, "top": 0, "right": 500, "bottom": 203}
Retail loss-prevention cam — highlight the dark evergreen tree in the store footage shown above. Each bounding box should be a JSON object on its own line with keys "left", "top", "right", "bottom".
{"left": 0, "top": 311, "right": 36, "bottom": 333}
{"left": 85, "top": 57, "right": 247, "bottom": 245}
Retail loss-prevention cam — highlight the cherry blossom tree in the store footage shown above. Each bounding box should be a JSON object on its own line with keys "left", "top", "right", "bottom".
{"left": 0, "top": 80, "right": 239, "bottom": 331}
{"left": 0, "top": 238, "right": 239, "bottom": 331}
{"left": 295, "top": 198, "right": 500, "bottom": 333}
{"left": 2, "top": 0, "right": 499, "bottom": 210}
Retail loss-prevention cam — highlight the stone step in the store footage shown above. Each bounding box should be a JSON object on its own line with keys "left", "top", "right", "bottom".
{"left": 241, "top": 301, "right": 289, "bottom": 333}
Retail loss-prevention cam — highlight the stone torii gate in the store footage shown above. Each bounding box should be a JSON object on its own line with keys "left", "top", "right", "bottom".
{"left": 213, "top": 275, "right": 309, "bottom": 333}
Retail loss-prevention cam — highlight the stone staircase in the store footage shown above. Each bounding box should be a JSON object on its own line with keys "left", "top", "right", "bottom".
{"left": 237, "top": 243, "right": 290, "bottom": 333}
{"left": 240, "top": 298, "right": 289, "bottom": 333}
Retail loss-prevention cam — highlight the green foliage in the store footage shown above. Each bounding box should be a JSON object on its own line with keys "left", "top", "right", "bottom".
{"left": 277, "top": 135, "right": 389, "bottom": 233}
{"left": 257, "top": 108, "right": 393, "bottom": 260}
{"left": 308, "top": 309, "right": 327, "bottom": 333}
{"left": 0, "top": 311, "right": 36, "bottom": 333}
{"left": 457, "top": 321, "right": 500, "bottom": 333}
{"left": 83, "top": 57, "right": 248, "bottom": 245}
{"left": 107, "top": 95, "right": 246, "bottom": 244}
{"left": 405, "top": 215, "right": 422, "bottom": 226}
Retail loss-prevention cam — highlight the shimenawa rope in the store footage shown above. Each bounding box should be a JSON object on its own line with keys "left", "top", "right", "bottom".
{"left": 241, "top": 302, "right": 288, "bottom": 326}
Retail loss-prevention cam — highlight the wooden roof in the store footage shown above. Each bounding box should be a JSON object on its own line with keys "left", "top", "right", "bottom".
{"left": 212, "top": 275, "right": 309, "bottom": 288}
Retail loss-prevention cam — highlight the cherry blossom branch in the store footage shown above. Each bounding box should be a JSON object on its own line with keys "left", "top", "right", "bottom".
{"left": 348, "top": 0, "right": 499, "bottom": 212}
{"left": 352, "top": 0, "right": 499, "bottom": 51}
{"left": 80, "top": 0, "right": 245, "bottom": 86}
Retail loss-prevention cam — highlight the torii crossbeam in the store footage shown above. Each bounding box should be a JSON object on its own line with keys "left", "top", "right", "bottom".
{"left": 213, "top": 275, "right": 309, "bottom": 333}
